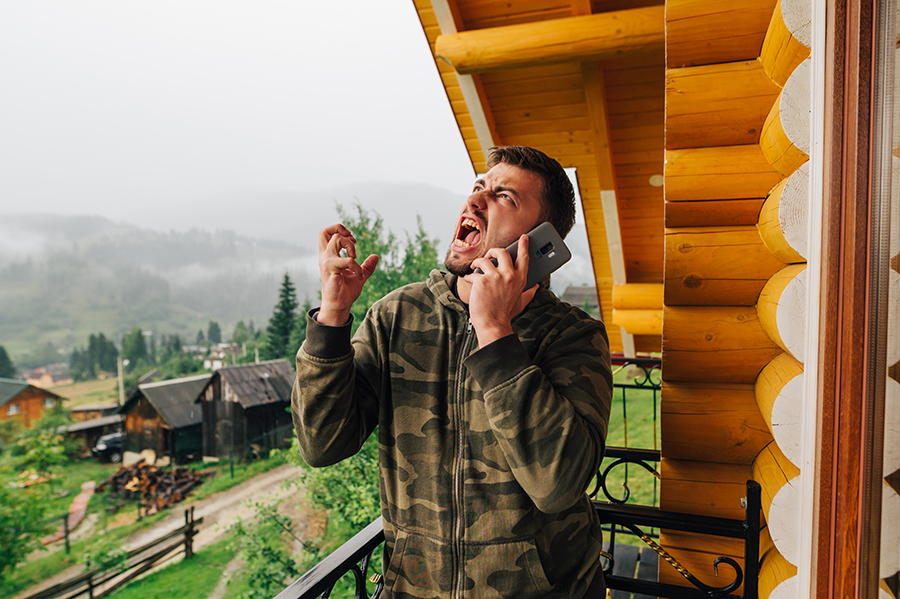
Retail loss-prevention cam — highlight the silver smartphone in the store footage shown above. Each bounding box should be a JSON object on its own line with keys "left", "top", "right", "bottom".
{"left": 474, "top": 222, "right": 571, "bottom": 289}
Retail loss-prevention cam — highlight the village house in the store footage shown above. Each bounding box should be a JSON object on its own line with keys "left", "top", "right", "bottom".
{"left": 0, "top": 377, "right": 63, "bottom": 429}
{"left": 120, "top": 373, "right": 211, "bottom": 463}
{"left": 25, "top": 366, "right": 73, "bottom": 389}
{"left": 197, "top": 359, "right": 294, "bottom": 459}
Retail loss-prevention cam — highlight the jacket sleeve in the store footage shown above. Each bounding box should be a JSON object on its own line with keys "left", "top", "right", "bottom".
{"left": 291, "top": 308, "right": 382, "bottom": 468}
{"left": 464, "top": 319, "right": 612, "bottom": 513}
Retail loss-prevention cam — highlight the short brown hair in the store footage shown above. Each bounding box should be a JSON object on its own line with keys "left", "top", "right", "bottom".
{"left": 486, "top": 146, "right": 577, "bottom": 238}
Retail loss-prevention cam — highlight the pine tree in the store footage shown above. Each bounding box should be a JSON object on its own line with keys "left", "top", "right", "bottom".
{"left": 262, "top": 274, "right": 299, "bottom": 360}
{"left": 0, "top": 346, "right": 16, "bottom": 379}
{"left": 207, "top": 321, "right": 222, "bottom": 344}
{"left": 287, "top": 297, "right": 314, "bottom": 360}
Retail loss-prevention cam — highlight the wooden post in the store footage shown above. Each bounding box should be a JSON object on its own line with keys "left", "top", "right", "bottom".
{"left": 434, "top": 7, "right": 664, "bottom": 74}
{"left": 758, "top": 162, "right": 810, "bottom": 264}
{"left": 184, "top": 508, "right": 194, "bottom": 559}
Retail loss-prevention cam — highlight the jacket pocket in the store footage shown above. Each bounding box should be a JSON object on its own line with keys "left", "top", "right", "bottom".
{"left": 463, "top": 537, "right": 562, "bottom": 599}
{"left": 386, "top": 528, "right": 453, "bottom": 598}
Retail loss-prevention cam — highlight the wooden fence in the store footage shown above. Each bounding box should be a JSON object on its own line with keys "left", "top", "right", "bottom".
{"left": 22, "top": 508, "right": 201, "bottom": 599}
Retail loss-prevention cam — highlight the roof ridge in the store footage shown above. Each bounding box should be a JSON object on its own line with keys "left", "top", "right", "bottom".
{"left": 139, "top": 373, "right": 212, "bottom": 389}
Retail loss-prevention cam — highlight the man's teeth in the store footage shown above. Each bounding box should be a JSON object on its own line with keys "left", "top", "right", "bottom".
{"left": 452, "top": 239, "right": 472, "bottom": 248}
{"left": 461, "top": 218, "right": 480, "bottom": 230}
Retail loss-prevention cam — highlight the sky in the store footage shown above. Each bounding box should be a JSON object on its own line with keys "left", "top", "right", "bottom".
{"left": 0, "top": 1, "right": 476, "bottom": 220}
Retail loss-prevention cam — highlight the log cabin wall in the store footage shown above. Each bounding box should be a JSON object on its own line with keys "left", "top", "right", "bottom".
{"left": 661, "top": 0, "right": 814, "bottom": 594}
{"left": 0, "top": 386, "right": 61, "bottom": 428}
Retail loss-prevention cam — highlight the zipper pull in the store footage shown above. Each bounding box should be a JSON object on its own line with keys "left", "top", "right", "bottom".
{"left": 466, "top": 321, "right": 473, "bottom": 335}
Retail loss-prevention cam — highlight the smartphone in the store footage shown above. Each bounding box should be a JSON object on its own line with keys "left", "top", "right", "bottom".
{"left": 474, "top": 222, "right": 571, "bottom": 289}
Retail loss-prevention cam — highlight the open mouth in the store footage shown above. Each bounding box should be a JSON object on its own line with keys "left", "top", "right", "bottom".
{"left": 452, "top": 217, "right": 482, "bottom": 249}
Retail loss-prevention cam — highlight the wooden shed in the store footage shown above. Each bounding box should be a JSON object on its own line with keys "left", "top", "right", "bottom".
{"left": 411, "top": 0, "right": 899, "bottom": 595}
{"left": 0, "top": 377, "right": 63, "bottom": 429}
{"left": 121, "top": 373, "right": 211, "bottom": 463}
{"left": 198, "top": 360, "right": 295, "bottom": 459}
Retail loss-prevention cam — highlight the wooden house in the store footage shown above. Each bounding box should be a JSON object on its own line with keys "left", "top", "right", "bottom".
{"left": 410, "top": 0, "right": 899, "bottom": 596}
{"left": 120, "top": 373, "right": 211, "bottom": 463}
{"left": 197, "top": 360, "right": 295, "bottom": 459}
{"left": 0, "top": 377, "right": 63, "bottom": 429}
{"left": 25, "top": 367, "right": 73, "bottom": 389}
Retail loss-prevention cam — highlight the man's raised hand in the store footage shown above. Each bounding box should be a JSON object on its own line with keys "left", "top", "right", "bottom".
{"left": 317, "top": 224, "right": 379, "bottom": 326}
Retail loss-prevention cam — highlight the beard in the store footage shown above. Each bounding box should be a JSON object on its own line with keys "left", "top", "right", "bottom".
{"left": 443, "top": 248, "right": 475, "bottom": 277}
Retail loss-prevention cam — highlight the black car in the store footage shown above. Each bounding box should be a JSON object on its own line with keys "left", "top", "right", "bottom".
{"left": 91, "top": 431, "right": 126, "bottom": 463}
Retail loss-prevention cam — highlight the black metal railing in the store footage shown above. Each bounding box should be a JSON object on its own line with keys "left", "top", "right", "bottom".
{"left": 272, "top": 356, "right": 760, "bottom": 599}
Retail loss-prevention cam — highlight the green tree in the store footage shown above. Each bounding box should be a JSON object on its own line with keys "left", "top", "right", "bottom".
{"left": 196, "top": 329, "right": 206, "bottom": 345}
{"left": 262, "top": 274, "right": 299, "bottom": 361}
{"left": 69, "top": 333, "right": 119, "bottom": 381}
{"left": 207, "top": 321, "right": 222, "bottom": 344}
{"left": 0, "top": 346, "right": 16, "bottom": 379}
{"left": 232, "top": 320, "right": 250, "bottom": 345}
{"left": 0, "top": 473, "right": 51, "bottom": 584}
{"left": 229, "top": 500, "right": 303, "bottom": 599}
{"left": 121, "top": 327, "right": 148, "bottom": 372}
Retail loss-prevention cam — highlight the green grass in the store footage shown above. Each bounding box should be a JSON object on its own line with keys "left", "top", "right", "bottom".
{"left": 106, "top": 534, "right": 237, "bottom": 599}
{"left": 0, "top": 453, "right": 287, "bottom": 599}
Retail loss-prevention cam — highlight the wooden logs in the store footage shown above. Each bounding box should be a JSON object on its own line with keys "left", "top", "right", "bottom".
{"left": 752, "top": 441, "right": 801, "bottom": 565}
{"left": 666, "top": 60, "right": 782, "bottom": 150}
{"left": 433, "top": 7, "right": 664, "bottom": 74}
{"left": 663, "top": 306, "right": 782, "bottom": 383}
{"left": 665, "top": 227, "right": 788, "bottom": 306}
{"left": 758, "top": 161, "right": 810, "bottom": 264}
{"left": 657, "top": 530, "right": 745, "bottom": 593}
{"left": 612, "top": 283, "right": 663, "bottom": 309}
{"left": 666, "top": 199, "right": 767, "bottom": 228}
{"left": 665, "top": 145, "right": 783, "bottom": 202}
{"left": 881, "top": 480, "right": 900, "bottom": 578}
{"left": 881, "top": 579, "right": 897, "bottom": 599}
{"left": 890, "top": 269, "right": 900, "bottom": 367}
{"left": 760, "top": 58, "right": 811, "bottom": 175}
{"left": 757, "top": 264, "right": 807, "bottom": 362}
{"left": 611, "top": 309, "right": 662, "bottom": 336}
{"left": 760, "top": 0, "right": 811, "bottom": 86}
{"left": 885, "top": 376, "right": 900, "bottom": 476}
{"left": 666, "top": 0, "right": 777, "bottom": 68}
{"left": 759, "top": 545, "right": 798, "bottom": 599}
{"left": 661, "top": 382, "right": 773, "bottom": 464}
{"left": 660, "top": 458, "right": 752, "bottom": 520}
{"left": 755, "top": 353, "right": 805, "bottom": 467}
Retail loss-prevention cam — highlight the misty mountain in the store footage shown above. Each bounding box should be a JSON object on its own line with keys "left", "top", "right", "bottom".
{"left": 0, "top": 214, "right": 318, "bottom": 362}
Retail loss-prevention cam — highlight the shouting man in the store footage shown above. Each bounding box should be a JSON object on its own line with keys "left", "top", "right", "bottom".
{"left": 293, "top": 146, "right": 613, "bottom": 598}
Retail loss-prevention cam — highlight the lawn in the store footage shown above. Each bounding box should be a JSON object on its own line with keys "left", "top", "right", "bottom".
{"left": 52, "top": 378, "right": 119, "bottom": 408}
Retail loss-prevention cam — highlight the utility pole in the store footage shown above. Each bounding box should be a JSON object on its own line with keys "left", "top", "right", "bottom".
{"left": 117, "top": 355, "right": 125, "bottom": 405}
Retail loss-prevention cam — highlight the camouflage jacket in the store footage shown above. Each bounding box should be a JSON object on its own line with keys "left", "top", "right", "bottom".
{"left": 293, "top": 270, "right": 613, "bottom": 599}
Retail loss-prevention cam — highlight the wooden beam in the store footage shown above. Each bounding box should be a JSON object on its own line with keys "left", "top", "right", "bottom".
{"left": 665, "top": 226, "right": 788, "bottom": 306}
{"left": 666, "top": 145, "right": 783, "bottom": 202}
{"left": 434, "top": 6, "right": 664, "bottom": 74}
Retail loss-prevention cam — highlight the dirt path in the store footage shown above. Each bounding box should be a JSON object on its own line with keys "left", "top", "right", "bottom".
{"left": 10, "top": 463, "right": 305, "bottom": 599}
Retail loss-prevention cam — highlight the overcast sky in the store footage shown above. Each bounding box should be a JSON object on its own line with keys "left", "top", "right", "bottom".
{"left": 0, "top": 1, "right": 476, "bottom": 221}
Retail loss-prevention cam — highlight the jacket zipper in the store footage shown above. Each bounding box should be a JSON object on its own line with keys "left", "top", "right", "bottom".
{"left": 452, "top": 319, "right": 474, "bottom": 599}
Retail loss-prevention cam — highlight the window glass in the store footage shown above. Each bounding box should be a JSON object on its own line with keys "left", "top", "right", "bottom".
{"left": 6, "top": 403, "right": 21, "bottom": 416}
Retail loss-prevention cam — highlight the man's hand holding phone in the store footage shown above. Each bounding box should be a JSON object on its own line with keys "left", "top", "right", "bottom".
{"left": 317, "top": 224, "right": 379, "bottom": 326}
{"left": 466, "top": 234, "right": 538, "bottom": 346}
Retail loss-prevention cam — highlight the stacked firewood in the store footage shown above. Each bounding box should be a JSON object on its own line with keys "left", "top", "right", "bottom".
{"left": 97, "top": 460, "right": 207, "bottom": 513}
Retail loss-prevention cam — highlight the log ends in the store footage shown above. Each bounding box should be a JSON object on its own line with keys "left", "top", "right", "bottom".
{"left": 755, "top": 352, "right": 805, "bottom": 467}
{"left": 752, "top": 441, "right": 802, "bottom": 565}
{"left": 759, "top": 59, "right": 811, "bottom": 175}
{"left": 759, "top": 544, "right": 798, "bottom": 599}
{"left": 760, "top": 0, "right": 811, "bottom": 86}
{"left": 758, "top": 161, "right": 810, "bottom": 264}
{"left": 757, "top": 264, "right": 808, "bottom": 362}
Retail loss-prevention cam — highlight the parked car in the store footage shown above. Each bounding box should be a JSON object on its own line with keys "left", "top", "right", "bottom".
{"left": 91, "top": 431, "right": 125, "bottom": 463}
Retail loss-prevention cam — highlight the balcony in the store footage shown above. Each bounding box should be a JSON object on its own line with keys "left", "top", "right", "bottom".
{"left": 275, "top": 356, "right": 762, "bottom": 599}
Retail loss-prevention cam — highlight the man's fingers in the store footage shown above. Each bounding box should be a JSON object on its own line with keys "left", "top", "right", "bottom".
{"left": 359, "top": 254, "right": 380, "bottom": 281}
{"left": 325, "top": 229, "right": 358, "bottom": 260}
{"left": 515, "top": 234, "right": 530, "bottom": 275}
{"left": 322, "top": 256, "right": 364, "bottom": 279}
{"left": 318, "top": 224, "right": 357, "bottom": 254}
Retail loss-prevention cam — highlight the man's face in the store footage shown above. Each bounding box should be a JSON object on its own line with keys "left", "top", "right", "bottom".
{"left": 444, "top": 162, "right": 544, "bottom": 276}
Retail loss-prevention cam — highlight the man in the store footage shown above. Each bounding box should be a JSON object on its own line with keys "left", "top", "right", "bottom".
{"left": 293, "top": 146, "right": 612, "bottom": 598}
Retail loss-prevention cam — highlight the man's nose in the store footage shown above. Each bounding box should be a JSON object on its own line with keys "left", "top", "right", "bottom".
{"left": 468, "top": 189, "right": 488, "bottom": 209}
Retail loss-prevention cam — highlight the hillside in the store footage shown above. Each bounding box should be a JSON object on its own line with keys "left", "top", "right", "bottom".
{"left": 0, "top": 215, "right": 318, "bottom": 363}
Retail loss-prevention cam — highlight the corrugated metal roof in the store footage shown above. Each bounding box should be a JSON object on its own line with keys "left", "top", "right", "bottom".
{"left": 0, "top": 378, "right": 30, "bottom": 407}
{"left": 66, "top": 414, "right": 125, "bottom": 433}
{"left": 137, "top": 373, "right": 211, "bottom": 429}
{"left": 216, "top": 360, "right": 294, "bottom": 409}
